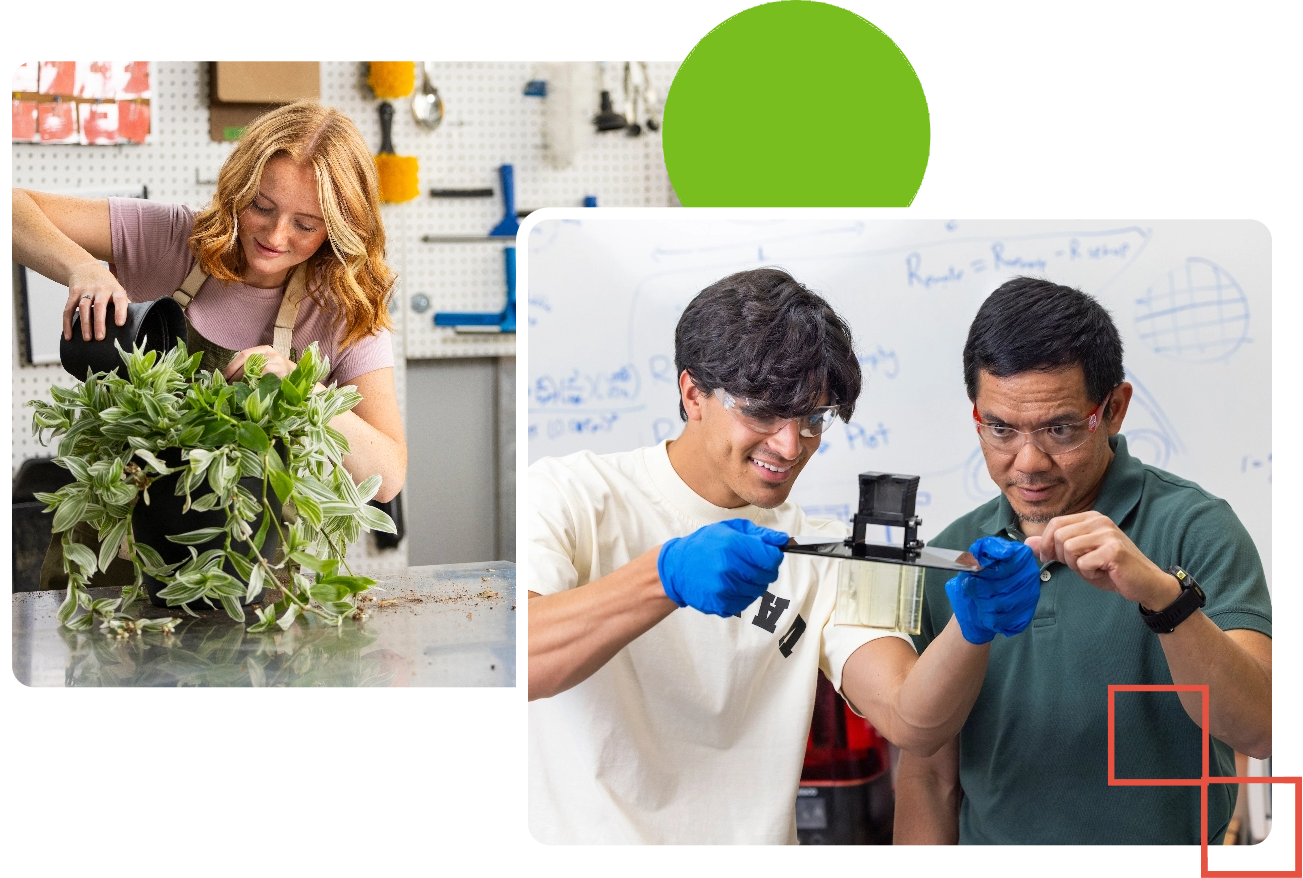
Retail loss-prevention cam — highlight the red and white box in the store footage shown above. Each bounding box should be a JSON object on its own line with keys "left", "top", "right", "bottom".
{"left": 12, "top": 100, "right": 39, "bottom": 142}
{"left": 75, "top": 61, "right": 116, "bottom": 99}
{"left": 37, "top": 101, "right": 78, "bottom": 143}
{"left": 38, "top": 62, "right": 76, "bottom": 96}
{"left": 12, "top": 62, "right": 39, "bottom": 92}
{"left": 113, "top": 62, "right": 150, "bottom": 99}
{"left": 79, "top": 102, "right": 117, "bottom": 145}
{"left": 116, "top": 100, "right": 150, "bottom": 144}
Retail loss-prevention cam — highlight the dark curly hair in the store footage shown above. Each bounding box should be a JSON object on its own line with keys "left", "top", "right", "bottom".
{"left": 674, "top": 268, "right": 861, "bottom": 422}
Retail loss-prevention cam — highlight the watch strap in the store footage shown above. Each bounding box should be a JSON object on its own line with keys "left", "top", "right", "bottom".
{"left": 1138, "top": 565, "right": 1207, "bottom": 634}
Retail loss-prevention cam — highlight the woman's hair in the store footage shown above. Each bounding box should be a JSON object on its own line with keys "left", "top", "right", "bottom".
{"left": 190, "top": 100, "right": 395, "bottom": 348}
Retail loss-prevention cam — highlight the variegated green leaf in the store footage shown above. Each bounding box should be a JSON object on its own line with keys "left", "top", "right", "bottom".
{"left": 63, "top": 541, "right": 99, "bottom": 576}
{"left": 244, "top": 563, "right": 266, "bottom": 603}
{"left": 97, "top": 517, "right": 131, "bottom": 573}
{"left": 165, "top": 527, "right": 226, "bottom": 546}
{"left": 50, "top": 491, "right": 90, "bottom": 533}
{"left": 219, "top": 595, "right": 244, "bottom": 623}
{"left": 133, "top": 448, "right": 176, "bottom": 475}
{"left": 357, "top": 505, "right": 397, "bottom": 534}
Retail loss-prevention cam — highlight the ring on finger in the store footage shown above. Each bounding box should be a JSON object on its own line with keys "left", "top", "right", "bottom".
{"left": 81, "top": 294, "right": 93, "bottom": 300}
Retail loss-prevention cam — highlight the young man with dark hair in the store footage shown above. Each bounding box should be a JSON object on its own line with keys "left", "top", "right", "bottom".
{"left": 528, "top": 268, "right": 1042, "bottom": 843}
{"left": 894, "top": 276, "right": 1272, "bottom": 845}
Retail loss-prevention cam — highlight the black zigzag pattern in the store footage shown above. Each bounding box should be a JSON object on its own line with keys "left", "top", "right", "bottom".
{"left": 312, "top": 703, "right": 515, "bottom": 755}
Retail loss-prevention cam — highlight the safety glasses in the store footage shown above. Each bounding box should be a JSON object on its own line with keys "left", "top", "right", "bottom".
{"left": 973, "top": 389, "right": 1115, "bottom": 456}
{"left": 713, "top": 388, "right": 839, "bottom": 438}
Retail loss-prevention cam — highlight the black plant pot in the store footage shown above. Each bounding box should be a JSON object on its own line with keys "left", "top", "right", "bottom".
{"left": 61, "top": 298, "right": 187, "bottom": 379}
{"left": 132, "top": 449, "right": 281, "bottom": 612}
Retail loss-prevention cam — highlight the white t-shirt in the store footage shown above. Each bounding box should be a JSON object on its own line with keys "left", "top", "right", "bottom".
{"left": 528, "top": 441, "right": 912, "bottom": 844}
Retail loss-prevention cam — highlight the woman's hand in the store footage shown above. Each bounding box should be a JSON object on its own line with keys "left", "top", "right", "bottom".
{"left": 64, "top": 261, "right": 130, "bottom": 341}
{"left": 222, "top": 345, "right": 299, "bottom": 381}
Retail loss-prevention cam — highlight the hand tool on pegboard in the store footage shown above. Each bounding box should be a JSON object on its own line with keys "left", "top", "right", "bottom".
{"left": 433, "top": 246, "right": 516, "bottom": 334}
{"left": 375, "top": 101, "right": 419, "bottom": 203}
{"left": 488, "top": 164, "right": 520, "bottom": 238}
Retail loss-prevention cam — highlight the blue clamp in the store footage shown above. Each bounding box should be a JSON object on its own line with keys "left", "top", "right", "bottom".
{"left": 434, "top": 246, "right": 516, "bottom": 334}
{"left": 523, "top": 80, "right": 547, "bottom": 97}
{"left": 489, "top": 164, "right": 519, "bottom": 238}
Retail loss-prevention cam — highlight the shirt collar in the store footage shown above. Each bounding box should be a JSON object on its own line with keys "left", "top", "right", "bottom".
{"left": 978, "top": 434, "right": 1144, "bottom": 539}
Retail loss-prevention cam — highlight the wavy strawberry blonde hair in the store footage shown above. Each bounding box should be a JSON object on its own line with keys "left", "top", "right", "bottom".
{"left": 190, "top": 100, "right": 395, "bottom": 348}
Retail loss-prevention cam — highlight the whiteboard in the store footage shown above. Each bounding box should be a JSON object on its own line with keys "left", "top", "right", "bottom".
{"left": 524, "top": 215, "right": 1271, "bottom": 584}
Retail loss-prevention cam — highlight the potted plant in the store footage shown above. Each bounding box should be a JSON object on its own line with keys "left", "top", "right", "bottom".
{"left": 28, "top": 341, "right": 396, "bottom": 635}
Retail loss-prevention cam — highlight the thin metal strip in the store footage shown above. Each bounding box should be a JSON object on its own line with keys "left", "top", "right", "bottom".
{"left": 781, "top": 539, "right": 980, "bottom": 572}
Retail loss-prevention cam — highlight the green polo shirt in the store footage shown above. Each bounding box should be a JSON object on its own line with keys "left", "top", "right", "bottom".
{"left": 914, "top": 435, "right": 1272, "bottom": 844}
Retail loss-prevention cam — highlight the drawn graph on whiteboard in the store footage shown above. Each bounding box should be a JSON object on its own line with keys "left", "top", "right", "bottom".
{"left": 1134, "top": 258, "right": 1250, "bottom": 362}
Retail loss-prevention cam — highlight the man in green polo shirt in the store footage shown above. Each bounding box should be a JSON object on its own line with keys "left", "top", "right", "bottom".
{"left": 893, "top": 276, "right": 1272, "bottom": 845}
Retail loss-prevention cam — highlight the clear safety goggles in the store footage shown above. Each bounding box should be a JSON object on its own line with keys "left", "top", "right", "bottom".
{"left": 972, "top": 390, "right": 1114, "bottom": 456}
{"left": 713, "top": 388, "right": 839, "bottom": 437}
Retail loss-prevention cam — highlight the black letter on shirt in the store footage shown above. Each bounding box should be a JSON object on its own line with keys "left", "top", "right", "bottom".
{"left": 751, "top": 591, "right": 790, "bottom": 633}
{"left": 778, "top": 615, "right": 807, "bottom": 658}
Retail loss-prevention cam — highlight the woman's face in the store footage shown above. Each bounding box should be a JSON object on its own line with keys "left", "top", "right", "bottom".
{"left": 237, "top": 154, "right": 329, "bottom": 288}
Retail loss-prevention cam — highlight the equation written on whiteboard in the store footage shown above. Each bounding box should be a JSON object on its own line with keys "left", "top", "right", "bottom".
{"left": 906, "top": 236, "right": 1135, "bottom": 290}
{"left": 859, "top": 345, "right": 899, "bottom": 379}
{"left": 1241, "top": 453, "right": 1272, "bottom": 483}
{"left": 529, "top": 413, "right": 621, "bottom": 442}
{"left": 529, "top": 364, "right": 643, "bottom": 413}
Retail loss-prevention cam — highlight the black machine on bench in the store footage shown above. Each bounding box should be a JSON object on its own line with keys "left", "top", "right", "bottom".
{"left": 781, "top": 472, "right": 980, "bottom": 573}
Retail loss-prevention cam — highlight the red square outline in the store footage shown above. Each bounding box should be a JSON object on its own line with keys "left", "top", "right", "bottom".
{"left": 1106, "top": 684, "right": 1300, "bottom": 877}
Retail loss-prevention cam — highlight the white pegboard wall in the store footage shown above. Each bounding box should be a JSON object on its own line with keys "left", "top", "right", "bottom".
{"left": 324, "top": 61, "right": 679, "bottom": 359}
{"left": 12, "top": 62, "right": 237, "bottom": 207}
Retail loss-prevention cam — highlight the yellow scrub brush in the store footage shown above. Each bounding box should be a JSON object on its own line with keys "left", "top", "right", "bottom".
{"left": 368, "top": 62, "right": 419, "bottom": 203}
{"left": 375, "top": 102, "right": 419, "bottom": 202}
{"left": 368, "top": 62, "right": 415, "bottom": 100}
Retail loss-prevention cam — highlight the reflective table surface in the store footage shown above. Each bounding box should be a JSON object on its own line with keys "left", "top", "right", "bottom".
{"left": 12, "top": 561, "right": 516, "bottom": 687}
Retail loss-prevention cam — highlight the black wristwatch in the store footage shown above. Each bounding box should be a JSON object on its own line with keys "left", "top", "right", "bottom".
{"left": 1138, "top": 566, "right": 1206, "bottom": 634}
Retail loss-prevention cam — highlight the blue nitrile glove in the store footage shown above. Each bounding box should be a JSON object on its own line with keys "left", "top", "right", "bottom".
{"left": 944, "top": 535, "right": 1043, "bottom": 644}
{"left": 657, "top": 519, "right": 789, "bottom": 617}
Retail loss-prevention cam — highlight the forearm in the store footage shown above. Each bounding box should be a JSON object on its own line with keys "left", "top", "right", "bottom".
{"left": 1125, "top": 567, "right": 1271, "bottom": 756}
{"left": 529, "top": 547, "right": 676, "bottom": 701}
{"left": 329, "top": 407, "right": 407, "bottom": 503}
{"left": 1159, "top": 615, "right": 1271, "bottom": 757}
{"left": 846, "top": 617, "right": 989, "bottom": 755}
{"left": 12, "top": 189, "right": 104, "bottom": 279}
{"left": 893, "top": 740, "right": 961, "bottom": 844}
{"left": 1028, "top": 515, "right": 1272, "bottom": 757}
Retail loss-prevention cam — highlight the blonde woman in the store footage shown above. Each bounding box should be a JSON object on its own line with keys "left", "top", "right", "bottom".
{"left": 12, "top": 100, "right": 406, "bottom": 502}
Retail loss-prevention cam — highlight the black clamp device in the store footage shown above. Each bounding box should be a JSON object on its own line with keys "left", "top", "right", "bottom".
{"left": 849, "top": 472, "right": 924, "bottom": 562}
{"left": 1138, "top": 565, "right": 1206, "bottom": 634}
{"left": 781, "top": 472, "right": 978, "bottom": 572}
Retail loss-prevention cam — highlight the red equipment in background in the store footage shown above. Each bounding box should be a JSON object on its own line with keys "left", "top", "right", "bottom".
{"left": 796, "top": 673, "right": 895, "bottom": 844}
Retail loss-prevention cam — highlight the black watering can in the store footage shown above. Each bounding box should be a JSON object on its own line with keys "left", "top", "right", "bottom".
{"left": 60, "top": 298, "right": 187, "bottom": 379}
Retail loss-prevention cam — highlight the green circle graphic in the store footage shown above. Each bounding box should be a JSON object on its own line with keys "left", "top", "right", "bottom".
{"left": 663, "top": 1, "right": 930, "bottom": 206}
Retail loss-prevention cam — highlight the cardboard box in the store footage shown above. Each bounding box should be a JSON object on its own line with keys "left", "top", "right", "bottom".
{"left": 208, "top": 62, "right": 320, "bottom": 141}
{"left": 208, "top": 101, "right": 281, "bottom": 142}
{"left": 213, "top": 62, "right": 319, "bottom": 103}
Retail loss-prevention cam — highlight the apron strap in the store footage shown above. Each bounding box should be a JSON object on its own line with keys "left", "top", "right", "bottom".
{"left": 171, "top": 262, "right": 208, "bottom": 308}
{"left": 171, "top": 262, "right": 306, "bottom": 362}
{"left": 272, "top": 265, "right": 307, "bottom": 360}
